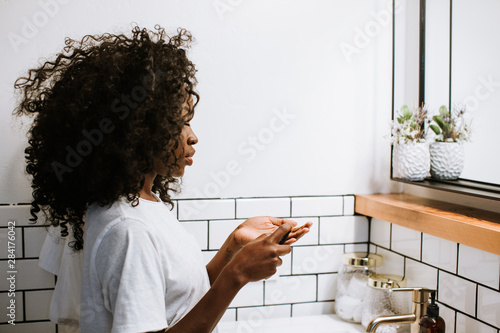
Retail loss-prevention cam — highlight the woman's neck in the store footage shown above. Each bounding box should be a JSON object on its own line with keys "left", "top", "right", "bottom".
{"left": 139, "top": 172, "right": 159, "bottom": 202}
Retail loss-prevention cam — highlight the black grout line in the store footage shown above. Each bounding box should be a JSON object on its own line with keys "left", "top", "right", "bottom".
{"left": 176, "top": 200, "right": 179, "bottom": 220}
{"left": 262, "top": 280, "right": 266, "bottom": 307}
{"left": 173, "top": 194, "right": 347, "bottom": 202}
{"left": 206, "top": 220, "right": 210, "bottom": 251}
{"left": 436, "top": 270, "right": 440, "bottom": 300}
{"left": 318, "top": 217, "right": 321, "bottom": 245}
{"left": 456, "top": 243, "right": 460, "bottom": 275}
{"left": 371, "top": 243, "right": 499, "bottom": 293}
{"left": 475, "top": 283, "right": 479, "bottom": 318}
{"left": 389, "top": 223, "right": 393, "bottom": 250}
{"left": 442, "top": 302, "right": 499, "bottom": 331}
{"left": 234, "top": 199, "right": 237, "bottom": 219}
{"left": 21, "top": 227, "right": 25, "bottom": 259}
{"left": 367, "top": 217, "right": 372, "bottom": 245}
{"left": 315, "top": 274, "right": 318, "bottom": 302}
{"left": 403, "top": 256, "right": 407, "bottom": 280}
{"left": 22, "top": 290, "right": 26, "bottom": 322}
{"left": 0, "top": 319, "right": 53, "bottom": 324}
{"left": 420, "top": 231, "right": 423, "bottom": 261}
{"left": 454, "top": 310, "right": 457, "bottom": 333}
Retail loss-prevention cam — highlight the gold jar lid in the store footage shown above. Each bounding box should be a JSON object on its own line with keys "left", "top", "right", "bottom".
{"left": 368, "top": 274, "right": 407, "bottom": 289}
{"left": 342, "top": 252, "right": 383, "bottom": 267}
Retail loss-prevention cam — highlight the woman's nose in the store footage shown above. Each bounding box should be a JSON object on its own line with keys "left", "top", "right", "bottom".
{"left": 187, "top": 128, "right": 198, "bottom": 145}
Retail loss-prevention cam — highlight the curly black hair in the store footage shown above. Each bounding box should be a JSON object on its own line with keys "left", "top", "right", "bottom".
{"left": 13, "top": 25, "right": 199, "bottom": 251}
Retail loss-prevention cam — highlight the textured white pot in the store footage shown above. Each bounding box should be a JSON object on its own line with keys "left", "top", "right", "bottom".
{"left": 429, "top": 142, "right": 464, "bottom": 180}
{"left": 392, "top": 143, "right": 430, "bottom": 181}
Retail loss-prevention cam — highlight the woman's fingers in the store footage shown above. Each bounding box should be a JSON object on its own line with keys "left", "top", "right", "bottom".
{"left": 266, "top": 223, "right": 293, "bottom": 243}
{"left": 268, "top": 217, "right": 298, "bottom": 227}
{"left": 282, "top": 221, "right": 312, "bottom": 244}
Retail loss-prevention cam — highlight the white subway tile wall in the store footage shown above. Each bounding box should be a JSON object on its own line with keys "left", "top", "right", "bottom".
{"left": 291, "top": 196, "right": 343, "bottom": 217}
{"left": 319, "top": 216, "right": 369, "bottom": 244}
{"left": 317, "top": 273, "right": 338, "bottom": 302}
{"left": 0, "top": 195, "right": 366, "bottom": 331}
{"left": 179, "top": 220, "right": 208, "bottom": 250}
{"left": 371, "top": 219, "right": 500, "bottom": 332}
{"left": 291, "top": 301, "right": 335, "bottom": 317}
{"left": 2, "top": 196, "right": 499, "bottom": 333}
{"left": 230, "top": 281, "right": 264, "bottom": 308}
{"left": 372, "top": 246, "right": 405, "bottom": 276}
{"left": 177, "top": 199, "right": 235, "bottom": 221}
{"left": 236, "top": 304, "right": 291, "bottom": 321}
{"left": 370, "top": 218, "right": 391, "bottom": 248}
{"left": 405, "top": 258, "right": 438, "bottom": 290}
{"left": 236, "top": 197, "right": 290, "bottom": 218}
{"left": 456, "top": 312, "right": 497, "bottom": 333}
{"left": 342, "top": 195, "right": 355, "bottom": 216}
{"left": 391, "top": 224, "right": 422, "bottom": 260}
{"left": 458, "top": 244, "right": 500, "bottom": 289}
{"left": 24, "top": 290, "right": 52, "bottom": 321}
{"left": 422, "top": 233, "right": 458, "bottom": 273}
{"left": 477, "top": 286, "right": 500, "bottom": 328}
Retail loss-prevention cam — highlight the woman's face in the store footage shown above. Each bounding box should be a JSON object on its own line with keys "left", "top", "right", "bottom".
{"left": 169, "top": 95, "right": 198, "bottom": 177}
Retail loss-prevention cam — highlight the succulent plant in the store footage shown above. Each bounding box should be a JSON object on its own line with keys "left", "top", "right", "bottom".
{"left": 429, "top": 105, "right": 471, "bottom": 142}
{"left": 389, "top": 104, "right": 428, "bottom": 144}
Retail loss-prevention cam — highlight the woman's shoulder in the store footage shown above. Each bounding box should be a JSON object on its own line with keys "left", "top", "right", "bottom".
{"left": 84, "top": 199, "right": 150, "bottom": 240}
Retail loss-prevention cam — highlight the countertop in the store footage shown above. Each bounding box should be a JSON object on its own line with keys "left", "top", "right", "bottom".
{"left": 217, "top": 314, "right": 365, "bottom": 333}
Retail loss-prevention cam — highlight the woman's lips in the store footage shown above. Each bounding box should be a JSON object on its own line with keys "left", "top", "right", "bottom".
{"left": 185, "top": 150, "right": 195, "bottom": 166}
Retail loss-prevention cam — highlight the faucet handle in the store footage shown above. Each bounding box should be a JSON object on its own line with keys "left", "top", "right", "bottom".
{"left": 389, "top": 287, "right": 435, "bottom": 304}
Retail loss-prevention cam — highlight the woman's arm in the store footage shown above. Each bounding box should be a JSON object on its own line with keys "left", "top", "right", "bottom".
{"left": 206, "top": 217, "right": 312, "bottom": 284}
{"left": 205, "top": 227, "right": 240, "bottom": 285}
{"left": 149, "top": 223, "right": 293, "bottom": 333}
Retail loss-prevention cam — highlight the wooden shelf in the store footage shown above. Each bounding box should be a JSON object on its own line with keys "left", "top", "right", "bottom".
{"left": 355, "top": 193, "right": 500, "bottom": 255}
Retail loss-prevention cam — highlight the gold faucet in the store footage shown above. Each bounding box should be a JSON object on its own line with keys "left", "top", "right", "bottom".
{"left": 366, "top": 287, "right": 433, "bottom": 333}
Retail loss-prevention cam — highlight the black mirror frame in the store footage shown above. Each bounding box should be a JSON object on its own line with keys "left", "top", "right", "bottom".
{"left": 390, "top": 0, "right": 500, "bottom": 201}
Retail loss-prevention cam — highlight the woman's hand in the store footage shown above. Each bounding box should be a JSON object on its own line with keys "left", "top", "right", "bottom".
{"left": 226, "top": 223, "right": 294, "bottom": 284}
{"left": 233, "top": 216, "right": 312, "bottom": 248}
{"left": 206, "top": 216, "right": 312, "bottom": 285}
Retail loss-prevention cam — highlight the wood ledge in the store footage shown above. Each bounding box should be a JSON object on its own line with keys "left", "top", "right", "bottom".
{"left": 355, "top": 193, "right": 500, "bottom": 255}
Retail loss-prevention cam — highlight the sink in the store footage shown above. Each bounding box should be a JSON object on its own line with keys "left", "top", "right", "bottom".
{"left": 217, "top": 314, "right": 365, "bottom": 333}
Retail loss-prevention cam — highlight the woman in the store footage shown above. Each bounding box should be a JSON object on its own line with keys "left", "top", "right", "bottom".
{"left": 14, "top": 25, "right": 311, "bottom": 332}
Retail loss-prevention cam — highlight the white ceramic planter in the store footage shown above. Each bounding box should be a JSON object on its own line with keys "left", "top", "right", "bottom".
{"left": 429, "top": 142, "right": 464, "bottom": 180}
{"left": 392, "top": 142, "right": 430, "bottom": 181}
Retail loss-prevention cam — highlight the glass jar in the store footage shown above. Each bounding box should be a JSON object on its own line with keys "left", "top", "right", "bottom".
{"left": 335, "top": 252, "right": 383, "bottom": 323}
{"left": 361, "top": 274, "right": 411, "bottom": 333}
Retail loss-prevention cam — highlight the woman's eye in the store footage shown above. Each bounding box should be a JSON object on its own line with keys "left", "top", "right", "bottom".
{"left": 184, "top": 122, "right": 191, "bottom": 127}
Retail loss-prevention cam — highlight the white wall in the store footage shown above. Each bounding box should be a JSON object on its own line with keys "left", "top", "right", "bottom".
{"left": 0, "top": 0, "right": 396, "bottom": 203}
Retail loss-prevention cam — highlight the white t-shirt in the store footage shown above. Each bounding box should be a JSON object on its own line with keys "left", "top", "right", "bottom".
{"left": 80, "top": 197, "right": 211, "bottom": 333}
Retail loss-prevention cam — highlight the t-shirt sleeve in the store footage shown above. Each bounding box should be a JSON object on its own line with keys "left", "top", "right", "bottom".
{"left": 95, "top": 218, "right": 169, "bottom": 333}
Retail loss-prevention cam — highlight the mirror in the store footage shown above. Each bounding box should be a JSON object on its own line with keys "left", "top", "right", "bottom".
{"left": 392, "top": 0, "right": 500, "bottom": 200}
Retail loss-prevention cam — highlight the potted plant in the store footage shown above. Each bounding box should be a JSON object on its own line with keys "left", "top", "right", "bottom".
{"left": 428, "top": 105, "right": 471, "bottom": 180}
{"left": 389, "top": 104, "right": 430, "bottom": 181}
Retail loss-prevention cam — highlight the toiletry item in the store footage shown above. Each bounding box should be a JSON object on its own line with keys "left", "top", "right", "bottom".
{"left": 362, "top": 274, "right": 410, "bottom": 332}
{"left": 418, "top": 291, "right": 445, "bottom": 333}
{"left": 335, "top": 252, "right": 383, "bottom": 323}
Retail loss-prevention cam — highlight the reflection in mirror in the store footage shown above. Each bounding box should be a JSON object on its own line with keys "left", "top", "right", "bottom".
{"left": 393, "top": 0, "right": 420, "bottom": 111}
{"left": 450, "top": 0, "right": 500, "bottom": 184}
{"left": 427, "top": 0, "right": 500, "bottom": 185}
{"left": 393, "top": 0, "right": 500, "bottom": 199}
